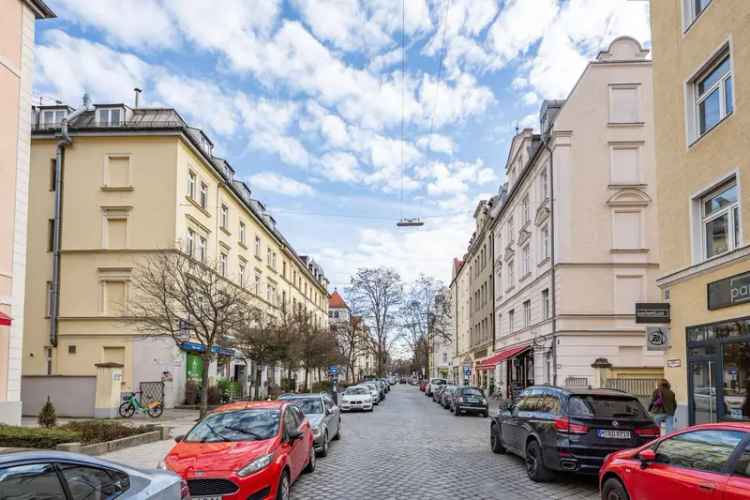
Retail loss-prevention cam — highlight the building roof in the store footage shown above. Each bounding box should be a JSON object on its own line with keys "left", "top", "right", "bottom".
{"left": 329, "top": 290, "right": 349, "bottom": 310}
{"left": 25, "top": 0, "right": 55, "bottom": 18}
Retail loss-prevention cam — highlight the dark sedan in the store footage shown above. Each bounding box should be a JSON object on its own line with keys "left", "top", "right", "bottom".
{"left": 452, "top": 386, "right": 489, "bottom": 417}
{"left": 489, "top": 386, "right": 659, "bottom": 482}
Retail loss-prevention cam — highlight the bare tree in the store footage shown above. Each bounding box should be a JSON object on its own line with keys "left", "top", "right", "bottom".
{"left": 292, "top": 309, "right": 339, "bottom": 390}
{"left": 129, "top": 252, "right": 250, "bottom": 417}
{"left": 347, "top": 268, "right": 403, "bottom": 377}
{"left": 332, "top": 316, "right": 369, "bottom": 383}
{"left": 401, "top": 275, "right": 452, "bottom": 377}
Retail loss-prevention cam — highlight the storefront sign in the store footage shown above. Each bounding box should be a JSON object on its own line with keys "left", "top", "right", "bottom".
{"left": 666, "top": 359, "right": 681, "bottom": 368}
{"left": 179, "top": 341, "right": 234, "bottom": 357}
{"left": 708, "top": 271, "right": 750, "bottom": 310}
{"left": 635, "top": 303, "right": 670, "bottom": 324}
{"left": 646, "top": 326, "right": 670, "bottom": 351}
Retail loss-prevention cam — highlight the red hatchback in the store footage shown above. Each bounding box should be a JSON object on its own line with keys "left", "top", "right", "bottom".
{"left": 161, "top": 400, "right": 316, "bottom": 500}
{"left": 599, "top": 422, "right": 750, "bottom": 500}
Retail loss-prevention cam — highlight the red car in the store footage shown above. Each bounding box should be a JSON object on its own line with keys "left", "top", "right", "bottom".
{"left": 419, "top": 380, "right": 428, "bottom": 392}
{"left": 161, "top": 400, "right": 316, "bottom": 500}
{"left": 599, "top": 422, "right": 750, "bottom": 500}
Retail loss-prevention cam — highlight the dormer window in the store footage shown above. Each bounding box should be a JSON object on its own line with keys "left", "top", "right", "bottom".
{"left": 97, "top": 108, "right": 123, "bottom": 126}
{"left": 41, "top": 109, "right": 67, "bottom": 126}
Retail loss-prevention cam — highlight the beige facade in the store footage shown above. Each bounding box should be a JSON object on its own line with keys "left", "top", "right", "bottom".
{"left": 449, "top": 258, "right": 471, "bottom": 383}
{"left": 651, "top": 0, "right": 750, "bottom": 427}
{"left": 0, "top": 0, "right": 54, "bottom": 424}
{"left": 478, "top": 37, "right": 664, "bottom": 399}
{"left": 25, "top": 102, "right": 328, "bottom": 407}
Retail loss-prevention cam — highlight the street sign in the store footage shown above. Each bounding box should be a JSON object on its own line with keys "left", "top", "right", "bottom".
{"left": 328, "top": 365, "right": 338, "bottom": 376}
{"left": 646, "top": 326, "right": 670, "bottom": 351}
{"left": 635, "top": 303, "right": 670, "bottom": 324}
{"left": 708, "top": 271, "right": 750, "bottom": 310}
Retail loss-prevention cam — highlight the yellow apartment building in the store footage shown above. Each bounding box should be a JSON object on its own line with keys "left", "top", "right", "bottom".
{"left": 25, "top": 100, "right": 329, "bottom": 409}
{"left": 651, "top": 0, "right": 750, "bottom": 427}
{"left": 0, "top": 0, "right": 54, "bottom": 424}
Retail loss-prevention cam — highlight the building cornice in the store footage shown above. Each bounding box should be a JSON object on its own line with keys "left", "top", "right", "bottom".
{"left": 656, "top": 245, "right": 750, "bottom": 288}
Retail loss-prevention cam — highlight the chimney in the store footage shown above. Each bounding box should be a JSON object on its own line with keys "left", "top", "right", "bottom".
{"left": 134, "top": 87, "right": 142, "bottom": 108}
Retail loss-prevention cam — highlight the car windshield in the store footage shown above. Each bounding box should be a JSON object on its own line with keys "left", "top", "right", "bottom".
{"left": 185, "top": 409, "right": 280, "bottom": 442}
{"left": 568, "top": 396, "right": 648, "bottom": 418}
{"left": 463, "top": 388, "right": 483, "bottom": 397}
{"left": 345, "top": 387, "right": 370, "bottom": 395}
{"left": 431, "top": 379, "right": 446, "bottom": 385}
{"left": 285, "top": 398, "right": 324, "bottom": 415}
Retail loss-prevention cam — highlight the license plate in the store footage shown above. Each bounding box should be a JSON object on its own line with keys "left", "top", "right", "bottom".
{"left": 195, "top": 497, "right": 222, "bottom": 500}
{"left": 597, "top": 429, "right": 631, "bottom": 439}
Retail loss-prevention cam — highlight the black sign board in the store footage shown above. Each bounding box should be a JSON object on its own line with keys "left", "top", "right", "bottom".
{"left": 635, "top": 303, "right": 670, "bottom": 324}
{"left": 708, "top": 271, "right": 750, "bottom": 310}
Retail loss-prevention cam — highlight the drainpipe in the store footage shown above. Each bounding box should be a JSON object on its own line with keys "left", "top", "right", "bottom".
{"left": 541, "top": 133, "right": 557, "bottom": 386}
{"left": 49, "top": 94, "right": 91, "bottom": 347}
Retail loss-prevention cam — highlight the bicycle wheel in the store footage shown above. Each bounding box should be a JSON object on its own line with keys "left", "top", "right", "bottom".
{"left": 118, "top": 402, "right": 135, "bottom": 418}
{"left": 147, "top": 403, "right": 163, "bottom": 418}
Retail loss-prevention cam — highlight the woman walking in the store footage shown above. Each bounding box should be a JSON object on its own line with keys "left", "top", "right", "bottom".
{"left": 649, "top": 379, "right": 677, "bottom": 435}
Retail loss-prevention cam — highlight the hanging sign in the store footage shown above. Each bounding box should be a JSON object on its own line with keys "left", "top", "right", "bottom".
{"left": 646, "top": 326, "right": 670, "bottom": 351}
{"left": 635, "top": 303, "right": 670, "bottom": 324}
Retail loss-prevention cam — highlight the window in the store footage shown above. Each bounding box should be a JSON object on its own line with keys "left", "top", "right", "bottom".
{"left": 522, "top": 195, "right": 530, "bottom": 225}
{"left": 186, "top": 229, "right": 195, "bottom": 257}
{"left": 541, "top": 224, "right": 550, "bottom": 261}
{"left": 521, "top": 245, "right": 530, "bottom": 276}
{"left": 507, "top": 216, "right": 514, "bottom": 242}
{"left": 283, "top": 261, "right": 287, "bottom": 278}
{"left": 255, "top": 272, "right": 261, "bottom": 295}
{"left": 41, "top": 109, "right": 67, "bottom": 126}
{"left": 655, "top": 430, "right": 744, "bottom": 473}
{"left": 187, "top": 171, "right": 196, "bottom": 199}
{"left": 267, "top": 283, "right": 274, "bottom": 303}
{"left": 610, "top": 146, "right": 639, "bottom": 185}
{"left": 49, "top": 159, "right": 57, "bottom": 191}
{"left": 735, "top": 442, "right": 750, "bottom": 477}
{"left": 220, "top": 204, "right": 229, "bottom": 230}
{"left": 0, "top": 463, "right": 67, "bottom": 498}
{"left": 200, "top": 182, "right": 208, "bottom": 209}
{"left": 495, "top": 270, "right": 503, "bottom": 298}
{"left": 198, "top": 236, "right": 207, "bottom": 263}
{"left": 105, "top": 218, "right": 127, "bottom": 249}
{"left": 701, "top": 180, "right": 739, "bottom": 259}
{"left": 692, "top": 51, "right": 733, "bottom": 138}
{"left": 509, "top": 309, "right": 515, "bottom": 332}
{"left": 68, "top": 345, "right": 76, "bottom": 354}
{"left": 48, "top": 219, "right": 55, "bottom": 252}
{"left": 97, "top": 108, "right": 122, "bottom": 125}
{"left": 542, "top": 289, "right": 550, "bottom": 320}
{"left": 683, "top": 0, "right": 712, "bottom": 28}
{"left": 239, "top": 262, "right": 246, "bottom": 287}
{"left": 105, "top": 156, "right": 130, "bottom": 187}
{"left": 239, "top": 221, "right": 246, "bottom": 245}
{"left": 609, "top": 84, "right": 639, "bottom": 123}
{"left": 255, "top": 236, "right": 261, "bottom": 257}
{"left": 60, "top": 463, "right": 129, "bottom": 499}
{"left": 219, "top": 252, "right": 228, "bottom": 276}
{"left": 613, "top": 211, "right": 642, "bottom": 250}
{"left": 267, "top": 248, "right": 272, "bottom": 267}
{"left": 523, "top": 300, "right": 531, "bottom": 328}
{"left": 507, "top": 260, "right": 514, "bottom": 289}
{"left": 539, "top": 168, "right": 548, "bottom": 201}
{"left": 103, "top": 281, "right": 126, "bottom": 314}
{"left": 46, "top": 281, "right": 53, "bottom": 317}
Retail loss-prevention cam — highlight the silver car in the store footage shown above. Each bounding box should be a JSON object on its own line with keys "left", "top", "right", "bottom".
{"left": 0, "top": 448, "right": 187, "bottom": 499}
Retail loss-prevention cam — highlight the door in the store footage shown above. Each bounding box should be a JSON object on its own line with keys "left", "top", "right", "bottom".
{"left": 629, "top": 429, "right": 743, "bottom": 500}
{"left": 323, "top": 395, "right": 339, "bottom": 437}
{"left": 283, "top": 408, "right": 304, "bottom": 479}
{"left": 502, "top": 390, "right": 537, "bottom": 453}
{"left": 691, "top": 358, "right": 720, "bottom": 424}
{"left": 722, "top": 439, "right": 750, "bottom": 500}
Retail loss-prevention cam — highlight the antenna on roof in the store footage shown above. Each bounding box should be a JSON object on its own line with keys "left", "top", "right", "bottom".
{"left": 134, "top": 88, "right": 142, "bottom": 108}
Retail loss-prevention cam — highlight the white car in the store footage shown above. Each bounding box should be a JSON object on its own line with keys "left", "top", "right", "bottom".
{"left": 341, "top": 386, "right": 374, "bottom": 412}
{"left": 361, "top": 383, "right": 381, "bottom": 404}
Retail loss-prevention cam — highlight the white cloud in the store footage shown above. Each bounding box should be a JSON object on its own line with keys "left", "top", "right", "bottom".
{"left": 485, "top": 0, "right": 559, "bottom": 67}
{"left": 416, "top": 134, "right": 456, "bottom": 155}
{"left": 518, "top": 112, "right": 539, "bottom": 131}
{"left": 368, "top": 48, "right": 403, "bottom": 73}
{"left": 416, "top": 159, "right": 497, "bottom": 197}
{"left": 52, "top": 0, "right": 177, "bottom": 49}
{"left": 418, "top": 72, "right": 495, "bottom": 128}
{"left": 522, "top": 91, "right": 539, "bottom": 105}
{"left": 248, "top": 172, "right": 315, "bottom": 197}
{"left": 319, "top": 152, "right": 363, "bottom": 182}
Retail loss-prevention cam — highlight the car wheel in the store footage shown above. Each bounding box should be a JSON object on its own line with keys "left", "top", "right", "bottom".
{"left": 368, "top": 407, "right": 374, "bottom": 412}
{"left": 490, "top": 423, "right": 506, "bottom": 454}
{"left": 454, "top": 409, "right": 461, "bottom": 416}
{"left": 304, "top": 444, "right": 316, "bottom": 473}
{"left": 525, "top": 440, "right": 554, "bottom": 482}
{"left": 602, "top": 478, "right": 630, "bottom": 500}
{"left": 333, "top": 421, "right": 341, "bottom": 440}
{"left": 483, "top": 411, "right": 489, "bottom": 418}
{"left": 277, "top": 470, "right": 290, "bottom": 500}
{"left": 318, "top": 432, "right": 328, "bottom": 457}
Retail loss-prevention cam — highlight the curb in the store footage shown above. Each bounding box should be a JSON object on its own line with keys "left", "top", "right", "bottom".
{"left": 56, "top": 426, "right": 172, "bottom": 456}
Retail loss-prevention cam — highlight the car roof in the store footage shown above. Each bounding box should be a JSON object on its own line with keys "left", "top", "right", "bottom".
{"left": 279, "top": 393, "right": 325, "bottom": 400}
{"left": 0, "top": 448, "right": 134, "bottom": 469}
{"left": 212, "top": 400, "right": 286, "bottom": 413}
{"left": 684, "top": 422, "right": 750, "bottom": 432}
{"left": 526, "top": 385, "right": 641, "bottom": 398}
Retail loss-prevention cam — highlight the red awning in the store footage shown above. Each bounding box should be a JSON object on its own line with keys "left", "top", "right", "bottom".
{"left": 477, "top": 343, "right": 530, "bottom": 370}
{"left": 0, "top": 312, "right": 12, "bottom": 326}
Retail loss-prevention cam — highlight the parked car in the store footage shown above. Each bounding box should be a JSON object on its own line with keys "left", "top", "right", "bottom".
{"left": 490, "top": 386, "right": 659, "bottom": 482}
{"left": 419, "top": 380, "right": 428, "bottom": 392}
{"left": 374, "top": 380, "right": 387, "bottom": 400}
{"left": 432, "top": 384, "right": 448, "bottom": 403}
{"left": 400, "top": 377, "right": 407, "bottom": 384}
{"left": 0, "top": 449, "right": 188, "bottom": 499}
{"left": 599, "top": 422, "right": 750, "bottom": 500}
{"left": 452, "top": 386, "right": 489, "bottom": 417}
{"left": 439, "top": 385, "right": 458, "bottom": 408}
{"left": 341, "top": 385, "right": 374, "bottom": 412}
{"left": 426, "top": 378, "right": 447, "bottom": 397}
{"left": 362, "top": 382, "right": 381, "bottom": 404}
{"left": 161, "top": 400, "right": 316, "bottom": 499}
{"left": 279, "top": 393, "right": 341, "bottom": 457}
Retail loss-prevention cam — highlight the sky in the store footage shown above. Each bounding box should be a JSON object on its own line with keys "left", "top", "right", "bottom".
{"left": 33, "top": 0, "right": 651, "bottom": 290}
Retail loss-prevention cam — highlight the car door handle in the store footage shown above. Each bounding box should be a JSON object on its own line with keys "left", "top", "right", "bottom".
{"left": 698, "top": 482, "right": 716, "bottom": 491}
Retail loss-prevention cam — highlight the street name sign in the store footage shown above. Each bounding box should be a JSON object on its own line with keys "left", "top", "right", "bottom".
{"left": 635, "top": 303, "right": 670, "bottom": 324}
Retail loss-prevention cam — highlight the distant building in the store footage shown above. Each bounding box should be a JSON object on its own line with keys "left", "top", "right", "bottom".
{"left": 0, "top": 0, "right": 55, "bottom": 425}
{"left": 329, "top": 290, "right": 373, "bottom": 382}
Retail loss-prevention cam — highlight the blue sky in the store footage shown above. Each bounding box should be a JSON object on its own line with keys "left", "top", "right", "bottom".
{"left": 33, "top": 0, "right": 651, "bottom": 289}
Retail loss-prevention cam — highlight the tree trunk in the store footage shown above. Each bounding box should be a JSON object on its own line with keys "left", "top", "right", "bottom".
{"left": 254, "top": 367, "right": 262, "bottom": 400}
{"left": 200, "top": 354, "right": 211, "bottom": 418}
{"left": 304, "top": 367, "right": 309, "bottom": 391}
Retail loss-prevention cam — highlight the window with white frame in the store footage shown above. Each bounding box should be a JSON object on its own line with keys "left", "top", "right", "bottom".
{"left": 200, "top": 182, "right": 208, "bottom": 209}
{"left": 97, "top": 108, "right": 122, "bottom": 125}
{"left": 239, "top": 221, "right": 246, "bottom": 245}
{"left": 220, "top": 204, "right": 229, "bottom": 230}
{"left": 700, "top": 179, "right": 740, "bottom": 259}
{"left": 267, "top": 248, "right": 272, "bottom": 267}
{"left": 255, "top": 272, "right": 261, "bottom": 295}
{"left": 42, "top": 109, "right": 67, "bottom": 126}
{"left": 507, "top": 259, "right": 514, "bottom": 289}
{"left": 690, "top": 49, "right": 733, "bottom": 139}
{"left": 523, "top": 300, "right": 531, "bottom": 328}
{"left": 495, "top": 269, "right": 503, "bottom": 298}
{"left": 509, "top": 309, "right": 515, "bottom": 332}
{"left": 522, "top": 195, "right": 530, "bottom": 225}
{"left": 683, "top": 0, "right": 712, "bottom": 28}
{"left": 507, "top": 216, "right": 514, "bottom": 242}
{"left": 267, "top": 283, "right": 274, "bottom": 303}
{"left": 239, "top": 262, "right": 246, "bottom": 287}
{"left": 255, "top": 236, "right": 261, "bottom": 257}
{"left": 539, "top": 168, "right": 548, "bottom": 202}
{"left": 198, "top": 236, "right": 207, "bottom": 263}
{"left": 219, "top": 252, "right": 228, "bottom": 276}
{"left": 521, "top": 245, "right": 530, "bottom": 276}
{"left": 541, "top": 224, "right": 550, "bottom": 261}
{"left": 186, "top": 229, "right": 195, "bottom": 257}
{"left": 610, "top": 145, "right": 640, "bottom": 185}
{"left": 542, "top": 289, "right": 550, "bottom": 319}
{"left": 187, "top": 171, "right": 196, "bottom": 199}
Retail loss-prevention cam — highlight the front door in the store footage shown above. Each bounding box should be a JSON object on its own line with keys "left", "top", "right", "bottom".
{"left": 690, "top": 358, "right": 720, "bottom": 424}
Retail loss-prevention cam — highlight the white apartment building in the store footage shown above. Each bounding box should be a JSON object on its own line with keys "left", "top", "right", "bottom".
{"left": 480, "top": 37, "right": 664, "bottom": 399}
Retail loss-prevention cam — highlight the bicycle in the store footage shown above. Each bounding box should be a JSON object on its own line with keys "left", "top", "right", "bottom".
{"left": 118, "top": 391, "right": 163, "bottom": 418}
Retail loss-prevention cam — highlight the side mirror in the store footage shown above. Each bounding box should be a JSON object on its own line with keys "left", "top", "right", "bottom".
{"left": 638, "top": 449, "right": 656, "bottom": 468}
{"left": 287, "top": 429, "right": 303, "bottom": 442}
{"left": 174, "top": 435, "right": 185, "bottom": 443}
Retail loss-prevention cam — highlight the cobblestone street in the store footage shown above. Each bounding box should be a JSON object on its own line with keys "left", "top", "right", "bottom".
{"left": 291, "top": 384, "right": 598, "bottom": 500}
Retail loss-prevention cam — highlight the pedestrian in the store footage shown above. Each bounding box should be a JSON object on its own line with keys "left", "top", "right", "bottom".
{"left": 649, "top": 379, "right": 676, "bottom": 435}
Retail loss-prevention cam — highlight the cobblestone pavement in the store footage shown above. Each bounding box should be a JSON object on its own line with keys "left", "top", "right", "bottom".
{"left": 291, "top": 385, "right": 599, "bottom": 500}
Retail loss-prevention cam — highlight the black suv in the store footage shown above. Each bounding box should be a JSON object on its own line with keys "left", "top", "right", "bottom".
{"left": 489, "top": 386, "right": 659, "bottom": 482}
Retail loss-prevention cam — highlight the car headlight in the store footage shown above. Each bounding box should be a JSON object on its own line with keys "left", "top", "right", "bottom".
{"left": 312, "top": 426, "right": 322, "bottom": 438}
{"left": 238, "top": 453, "right": 273, "bottom": 477}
